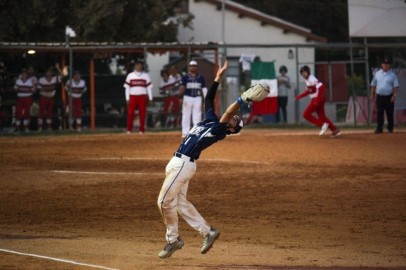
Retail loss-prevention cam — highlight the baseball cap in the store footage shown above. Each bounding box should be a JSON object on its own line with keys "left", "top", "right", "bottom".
{"left": 189, "top": 60, "right": 198, "bottom": 66}
{"left": 382, "top": 57, "right": 392, "bottom": 64}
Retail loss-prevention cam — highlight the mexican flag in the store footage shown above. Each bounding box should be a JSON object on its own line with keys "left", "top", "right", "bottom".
{"left": 250, "top": 61, "right": 278, "bottom": 115}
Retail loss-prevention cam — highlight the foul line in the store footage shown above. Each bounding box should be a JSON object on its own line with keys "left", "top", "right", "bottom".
{"left": 52, "top": 170, "right": 162, "bottom": 175}
{"left": 0, "top": 248, "right": 119, "bottom": 270}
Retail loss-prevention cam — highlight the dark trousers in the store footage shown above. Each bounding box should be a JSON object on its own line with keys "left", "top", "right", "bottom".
{"left": 276, "top": 96, "right": 288, "bottom": 123}
{"left": 376, "top": 94, "right": 394, "bottom": 132}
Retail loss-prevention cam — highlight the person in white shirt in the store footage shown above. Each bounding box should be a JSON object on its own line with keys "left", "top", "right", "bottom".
{"left": 160, "top": 68, "right": 180, "bottom": 127}
{"left": 296, "top": 65, "right": 340, "bottom": 137}
{"left": 37, "top": 64, "right": 62, "bottom": 131}
{"left": 65, "top": 71, "right": 87, "bottom": 132}
{"left": 14, "top": 69, "right": 36, "bottom": 132}
{"left": 124, "top": 60, "right": 153, "bottom": 134}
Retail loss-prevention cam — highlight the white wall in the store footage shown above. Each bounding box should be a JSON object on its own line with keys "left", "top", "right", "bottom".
{"left": 177, "top": 0, "right": 319, "bottom": 123}
{"left": 146, "top": 52, "right": 170, "bottom": 98}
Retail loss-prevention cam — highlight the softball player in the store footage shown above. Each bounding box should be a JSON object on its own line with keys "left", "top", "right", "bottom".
{"left": 124, "top": 60, "right": 153, "bottom": 134}
{"left": 37, "top": 65, "right": 62, "bottom": 131}
{"left": 65, "top": 71, "right": 87, "bottom": 132}
{"left": 159, "top": 69, "right": 180, "bottom": 127}
{"left": 179, "top": 60, "right": 208, "bottom": 137}
{"left": 296, "top": 65, "right": 340, "bottom": 137}
{"left": 157, "top": 61, "right": 244, "bottom": 258}
{"left": 14, "top": 69, "right": 36, "bottom": 132}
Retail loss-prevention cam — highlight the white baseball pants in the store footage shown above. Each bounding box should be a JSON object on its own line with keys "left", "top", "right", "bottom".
{"left": 157, "top": 155, "right": 210, "bottom": 244}
{"left": 182, "top": 95, "right": 202, "bottom": 136}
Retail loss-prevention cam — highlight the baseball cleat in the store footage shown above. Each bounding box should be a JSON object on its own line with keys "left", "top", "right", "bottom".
{"left": 159, "top": 237, "right": 184, "bottom": 259}
{"left": 201, "top": 227, "right": 220, "bottom": 254}
{"left": 319, "top": 122, "right": 329, "bottom": 136}
{"left": 331, "top": 129, "right": 341, "bottom": 138}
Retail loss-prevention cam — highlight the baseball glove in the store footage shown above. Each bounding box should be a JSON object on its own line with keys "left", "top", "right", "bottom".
{"left": 241, "top": 81, "right": 270, "bottom": 102}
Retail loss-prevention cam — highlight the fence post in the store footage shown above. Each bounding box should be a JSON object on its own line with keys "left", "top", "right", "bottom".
{"left": 89, "top": 56, "right": 95, "bottom": 130}
{"left": 349, "top": 38, "right": 357, "bottom": 126}
{"left": 294, "top": 46, "right": 300, "bottom": 123}
{"left": 364, "top": 38, "right": 371, "bottom": 126}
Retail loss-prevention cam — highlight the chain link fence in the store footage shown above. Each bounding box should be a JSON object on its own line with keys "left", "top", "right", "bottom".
{"left": 0, "top": 42, "right": 405, "bottom": 132}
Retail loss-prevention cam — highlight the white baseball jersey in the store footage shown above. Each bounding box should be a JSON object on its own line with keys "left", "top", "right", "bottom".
{"left": 160, "top": 76, "right": 180, "bottom": 96}
{"left": 305, "top": 74, "right": 323, "bottom": 99}
{"left": 38, "top": 76, "right": 61, "bottom": 98}
{"left": 14, "top": 78, "right": 35, "bottom": 97}
{"left": 124, "top": 71, "right": 153, "bottom": 101}
{"left": 65, "top": 79, "right": 87, "bottom": 98}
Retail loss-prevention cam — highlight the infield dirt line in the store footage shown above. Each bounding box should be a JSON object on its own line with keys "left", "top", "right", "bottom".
{"left": 0, "top": 248, "right": 119, "bottom": 270}
{"left": 52, "top": 170, "right": 163, "bottom": 175}
{"left": 82, "top": 157, "right": 271, "bottom": 165}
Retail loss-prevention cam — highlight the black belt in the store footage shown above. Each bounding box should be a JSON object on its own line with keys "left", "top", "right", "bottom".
{"left": 174, "top": 152, "right": 195, "bottom": 162}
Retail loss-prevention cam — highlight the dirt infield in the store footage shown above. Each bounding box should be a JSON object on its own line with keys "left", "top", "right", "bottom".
{"left": 0, "top": 129, "right": 405, "bottom": 270}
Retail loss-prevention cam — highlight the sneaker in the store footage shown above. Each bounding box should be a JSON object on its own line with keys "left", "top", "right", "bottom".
{"left": 374, "top": 130, "right": 383, "bottom": 134}
{"left": 201, "top": 227, "right": 220, "bottom": 254}
{"left": 159, "top": 237, "right": 184, "bottom": 259}
{"left": 319, "top": 123, "right": 329, "bottom": 136}
{"left": 331, "top": 129, "right": 341, "bottom": 138}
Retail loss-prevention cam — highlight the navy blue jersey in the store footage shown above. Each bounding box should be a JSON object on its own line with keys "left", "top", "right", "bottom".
{"left": 181, "top": 73, "right": 206, "bottom": 97}
{"left": 176, "top": 107, "right": 227, "bottom": 161}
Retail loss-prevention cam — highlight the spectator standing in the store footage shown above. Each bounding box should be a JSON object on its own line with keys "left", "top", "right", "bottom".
{"left": 124, "top": 60, "right": 153, "bottom": 134}
{"left": 296, "top": 65, "right": 340, "bottom": 137}
{"left": 276, "top": 65, "right": 291, "bottom": 123}
{"left": 179, "top": 60, "right": 207, "bottom": 137}
{"left": 37, "top": 64, "right": 62, "bottom": 131}
{"left": 14, "top": 69, "right": 36, "bottom": 132}
{"left": 159, "top": 69, "right": 180, "bottom": 127}
{"left": 370, "top": 57, "right": 399, "bottom": 133}
{"left": 65, "top": 71, "right": 87, "bottom": 132}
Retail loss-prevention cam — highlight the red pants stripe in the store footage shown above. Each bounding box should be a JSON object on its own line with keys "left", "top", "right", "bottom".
{"left": 127, "top": 95, "right": 147, "bottom": 132}
{"left": 303, "top": 100, "right": 337, "bottom": 131}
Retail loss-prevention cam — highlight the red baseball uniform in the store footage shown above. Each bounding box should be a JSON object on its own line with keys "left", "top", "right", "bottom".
{"left": 38, "top": 75, "right": 61, "bottom": 129}
{"left": 14, "top": 76, "right": 36, "bottom": 131}
{"left": 124, "top": 71, "right": 153, "bottom": 133}
{"left": 296, "top": 74, "right": 338, "bottom": 132}
{"left": 65, "top": 78, "right": 87, "bottom": 131}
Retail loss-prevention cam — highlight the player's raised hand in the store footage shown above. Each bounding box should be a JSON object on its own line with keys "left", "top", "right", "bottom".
{"left": 214, "top": 61, "right": 228, "bottom": 82}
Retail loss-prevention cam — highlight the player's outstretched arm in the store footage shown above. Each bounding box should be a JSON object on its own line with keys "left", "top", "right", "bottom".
{"left": 219, "top": 101, "right": 240, "bottom": 123}
{"left": 205, "top": 61, "right": 228, "bottom": 111}
{"left": 295, "top": 89, "right": 309, "bottom": 100}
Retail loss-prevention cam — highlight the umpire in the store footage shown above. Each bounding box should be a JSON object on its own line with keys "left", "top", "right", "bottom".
{"left": 370, "top": 56, "right": 399, "bottom": 133}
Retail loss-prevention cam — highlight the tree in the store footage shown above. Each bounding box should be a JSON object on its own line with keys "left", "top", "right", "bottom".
{"left": 0, "top": 0, "right": 181, "bottom": 42}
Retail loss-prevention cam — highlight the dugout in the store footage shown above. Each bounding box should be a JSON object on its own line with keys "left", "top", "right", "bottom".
{"left": 0, "top": 42, "right": 219, "bottom": 130}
